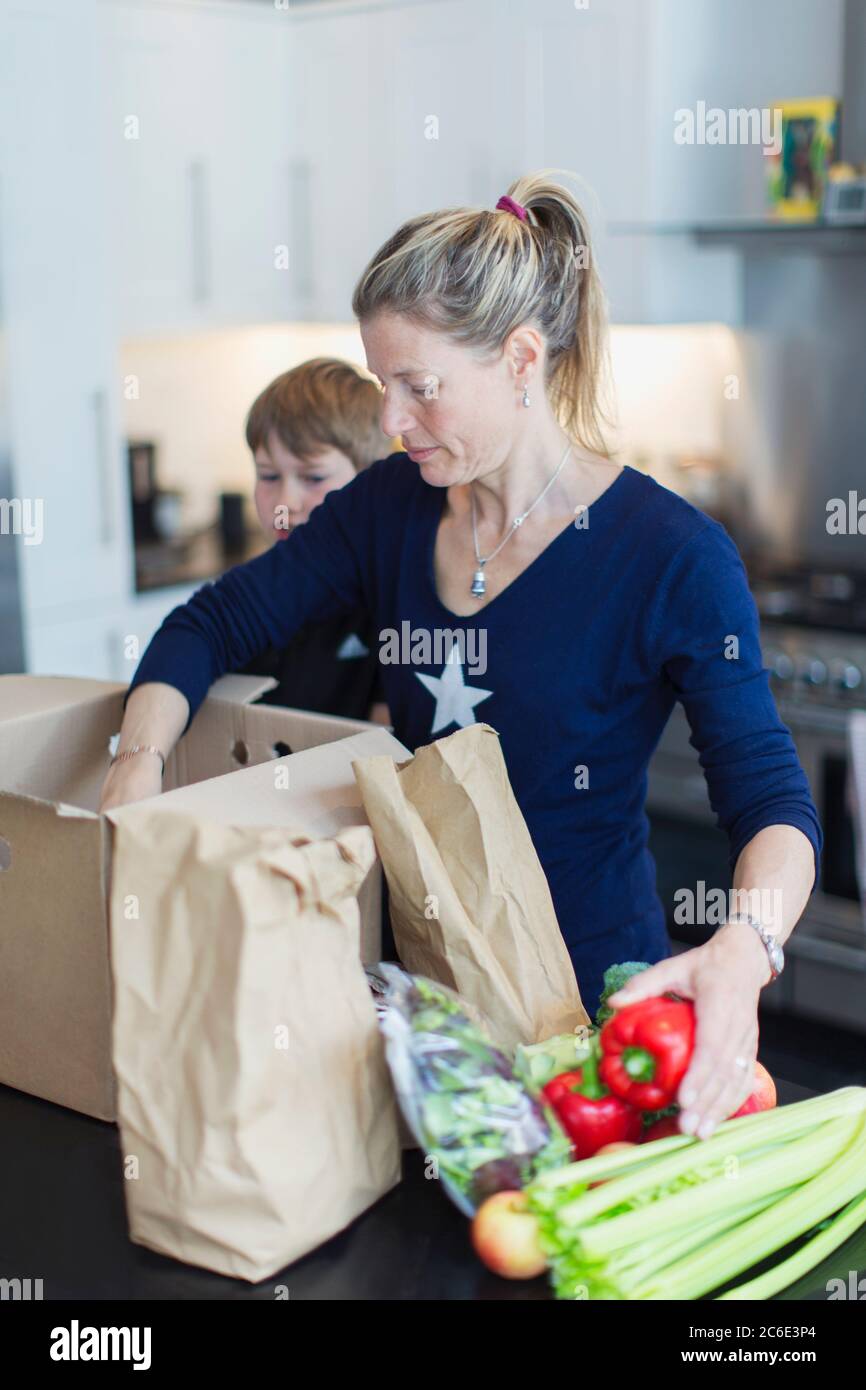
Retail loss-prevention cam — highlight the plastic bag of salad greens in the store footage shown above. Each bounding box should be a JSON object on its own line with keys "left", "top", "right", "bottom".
{"left": 377, "top": 964, "right": 572, "bottom": 1217}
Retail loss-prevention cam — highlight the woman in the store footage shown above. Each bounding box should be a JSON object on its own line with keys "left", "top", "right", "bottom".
{"left": 101, "top": 172, "right": 821, "bottom": 1142}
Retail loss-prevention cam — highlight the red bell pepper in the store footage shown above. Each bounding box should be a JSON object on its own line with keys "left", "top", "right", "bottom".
{"left": 598, "top": 996, "right": 695, "bottom": 1111}
{"left": 541, "top": 1047, "right": 642, "bottom": 1159}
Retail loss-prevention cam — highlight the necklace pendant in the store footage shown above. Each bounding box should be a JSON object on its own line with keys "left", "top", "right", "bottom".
{"left": 470, "top": 567, "right": 486, "bottom": 598}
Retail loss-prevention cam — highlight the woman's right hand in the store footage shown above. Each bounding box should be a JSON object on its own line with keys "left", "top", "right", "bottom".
{"left": 99, "top": 751, "right": 165, "bottom": 813}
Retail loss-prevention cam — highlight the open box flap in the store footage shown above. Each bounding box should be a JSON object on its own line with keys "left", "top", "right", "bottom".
{"left": 108, "top": 725, "right": 411, "bottom": 838}
{"left": 0, "top": 674, "right": 125, "bottom": 722}
{"left": 165, "top": 691, "right": 397, "bottom": 793}
{"left": 0, "top": 673, "right": 278, "bottom": 809}
{"left": 0, "top": 685, "right": 127, "bottom": 809}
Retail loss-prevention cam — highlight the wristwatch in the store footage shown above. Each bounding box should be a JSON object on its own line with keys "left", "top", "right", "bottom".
{"left": 725, "top": 912, "right": 785, "bottom": 981}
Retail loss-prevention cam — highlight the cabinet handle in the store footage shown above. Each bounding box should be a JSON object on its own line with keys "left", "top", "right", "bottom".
{"left": 289, "top": 159, "right": 314, "bottom": 307}
{"left": 188, "top": 159, "right": 210, "bottom": 304}
{"left": 91, "top": 389, "right": 114, "bottom": 547}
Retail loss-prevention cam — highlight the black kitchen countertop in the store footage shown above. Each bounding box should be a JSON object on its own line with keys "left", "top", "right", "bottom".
{"left": 134, "top": 525, "right": 269, "bottom": 593}
{"left": 1, "top": 1075, "right": 864, "bottom": 1302}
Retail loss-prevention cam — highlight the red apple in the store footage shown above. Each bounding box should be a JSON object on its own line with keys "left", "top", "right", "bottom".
{"left": 729, "top": 1061, "right": 777, "bottom": 1118}
{"left": 471, "top": 1190, "right": 547, "bottom": 1280}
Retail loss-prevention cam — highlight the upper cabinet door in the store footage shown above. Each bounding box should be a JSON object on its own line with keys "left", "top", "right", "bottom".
{"left": 515, "top": 0, "right": 652, "bottom": 324}
{"left": 101, "top": 1, "right": 295, "bottom": 335}
{"left": 289, "top": 0, "right": 528, "bottom": 323}
{"left": 1, "top": 0, "right": 131, "bottom": 616}
{"left": 187, "top": 7, "right": 295, "bottom": 327}
{"left": 100, "top": 3, "right": 201, "bottom": 335}
{"left": 372, "top": 0, "right": 524, "bottom": 230}
{"left": 289, "top": 11, "right": 380, "bottom": 323}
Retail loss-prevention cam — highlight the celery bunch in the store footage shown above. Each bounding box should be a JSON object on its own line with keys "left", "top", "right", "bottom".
{"left": 526, "top": 1086, "right": 866, "bottom": 1300}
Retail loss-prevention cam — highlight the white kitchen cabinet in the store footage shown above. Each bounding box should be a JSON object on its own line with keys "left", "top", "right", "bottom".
{"left": 24, "top": 583, "right": 198, "bottom": 684}
{"left": 334, "top": 0, "right": 801, "bottom": 328}
{"left": 513, "top": 0, "right": 653, "bottom": 325}
{"left": 0, "top": 0, "right": 132, "bottom": 618}
{"left": 98, "top": 2, "right": 197, "bottom": 334}
{"left": 123, "top": 583, "right": 198, "bottom": 674}
{"left": 288, "top": 10, "right": 380, "bottom": 323}
{"left": 289, "top": 0, "right": 527, "bottom": 323}
{"left": 202, "top": 9, "right": 295, "bottom": 326}
{"left": 25, "top": 606, "right": 129, "bottom": 683}
{"left": 289, "top": 0, "right": 654, "bottom": 324}
{"left": 370, "top": 0, "right": 526, "bottom": 238}
{"left": 99, "top": 0, "right": 295, "bottom": 335}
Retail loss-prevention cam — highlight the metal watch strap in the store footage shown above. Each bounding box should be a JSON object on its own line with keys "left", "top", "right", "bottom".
{"left": 110, "top": 744, "right": 165, "bottom": 777}
{"left": 725, "top": 912, "right": 784, "bottom": 981}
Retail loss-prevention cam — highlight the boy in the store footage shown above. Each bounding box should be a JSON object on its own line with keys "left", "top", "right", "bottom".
{"left": 239, "top": 357, "right": 394, "bottom": 723}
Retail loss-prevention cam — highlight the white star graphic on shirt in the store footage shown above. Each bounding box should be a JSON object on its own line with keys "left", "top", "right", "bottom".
{"left": 415, "top": 644, "right": 493, "bottom": 734}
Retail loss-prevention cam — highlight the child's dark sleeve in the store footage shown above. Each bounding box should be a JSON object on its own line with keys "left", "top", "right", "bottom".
{"left": 124, "top": 458, "right": 386, "bottom": 736}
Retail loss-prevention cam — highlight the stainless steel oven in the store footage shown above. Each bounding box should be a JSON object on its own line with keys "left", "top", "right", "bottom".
{"left": 647, "top": 618, "right": 866, "bottom": 1034}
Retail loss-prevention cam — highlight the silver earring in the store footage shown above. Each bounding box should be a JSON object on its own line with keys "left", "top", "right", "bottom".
{"left": 522, "top": 384, "right": 531, "bottom": 408}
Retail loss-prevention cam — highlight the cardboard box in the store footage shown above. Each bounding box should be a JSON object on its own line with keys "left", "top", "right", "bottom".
{"left": 0, "top": 673, "right": 409, "bottom": 1123}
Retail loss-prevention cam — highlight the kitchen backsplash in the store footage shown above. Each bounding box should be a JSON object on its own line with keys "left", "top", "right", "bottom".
{"left": 119, "top": 321, "right": 740, "bottom": 532}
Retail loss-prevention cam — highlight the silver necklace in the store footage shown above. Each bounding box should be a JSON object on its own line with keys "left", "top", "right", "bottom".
{"left": 469, "top": 443, "right": 573, "bottom": 597}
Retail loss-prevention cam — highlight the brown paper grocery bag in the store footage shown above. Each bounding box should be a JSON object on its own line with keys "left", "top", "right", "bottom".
{"left": 108, "top": 807, "right": 401, "bottom": 1283}
{"left": 353, "top": 724, "right": 590, "bottom": 1050}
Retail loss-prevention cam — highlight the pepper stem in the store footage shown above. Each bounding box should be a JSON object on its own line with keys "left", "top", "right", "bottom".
{"left": 621, "top": 1046, "right": 657, "bottom": 1083}
{"left": 570, "top": 1042, "right": 606, "bottom": 1099}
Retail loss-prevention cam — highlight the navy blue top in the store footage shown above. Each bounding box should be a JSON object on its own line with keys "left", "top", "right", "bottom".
{"left": 126, "top": 453, "right": 822, "bottom": 1014}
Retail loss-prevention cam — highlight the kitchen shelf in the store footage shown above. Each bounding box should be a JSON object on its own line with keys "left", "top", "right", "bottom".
{"left": 609, "top": 219, "right": 866, "bottom": 255}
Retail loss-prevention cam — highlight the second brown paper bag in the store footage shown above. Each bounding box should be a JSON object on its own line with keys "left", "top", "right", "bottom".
{"left": 353, "top": 723, "right": 590, "bottom": 1049}
{"left": 108, "top": 807, "right": 401, "bottom": 1282}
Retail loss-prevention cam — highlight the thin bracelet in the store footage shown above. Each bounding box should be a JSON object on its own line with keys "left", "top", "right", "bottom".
{"left": 110, "top": 745, "right": 166, "bottom": 777}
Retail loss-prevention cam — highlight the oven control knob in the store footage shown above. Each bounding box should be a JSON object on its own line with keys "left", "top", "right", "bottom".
{"left": 830, "top": 661, "right": 863, "bottom": 693}
{"left": 797, "top": 656, "right": 828, "bottom": 687}
{"left": 765, "top": 649, "right": 794, "bottom": 682}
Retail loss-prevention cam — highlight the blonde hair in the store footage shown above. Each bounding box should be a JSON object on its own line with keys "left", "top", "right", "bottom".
{"left": 351, "top": 171, "right": 613, "bottom": 457}
{"left": 245, "top": 357, "right": 395, "bottom": 471}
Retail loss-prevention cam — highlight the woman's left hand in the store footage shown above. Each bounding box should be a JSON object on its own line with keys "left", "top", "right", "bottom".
{"left": 604, "top": 931, "right": 767, "bottom": 1140}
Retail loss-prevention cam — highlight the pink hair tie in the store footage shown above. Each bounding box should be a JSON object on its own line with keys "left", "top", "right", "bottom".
{"left": 495, "top": 194, "right": 528, "bottom": 222}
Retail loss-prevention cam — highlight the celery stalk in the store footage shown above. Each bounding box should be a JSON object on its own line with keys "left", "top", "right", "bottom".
{"left": 532, "top": 1086, "right": 866, "bottom": 1220}
{"left": 550, "top": 1103, "right": 859, "bottom": 1239}
{"left": 528, "top": 1091, "right": 866, "bottom": 1303}
{"left": 573, "top": 1115, "right": 858, "bottom": 1260}
{"left": 616, "top": 1190, "right": 795, "bottom": 1292}
{"left": 633, "top": 1112, "right": 866, "bottom": 1300}
{"left": 717, "top": 1188, "right": 866, "bottom": 1301}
